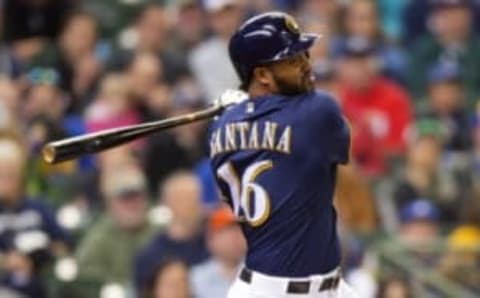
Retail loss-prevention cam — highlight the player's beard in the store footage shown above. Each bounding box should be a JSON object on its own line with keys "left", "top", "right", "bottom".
{"left": 273, "top": 71, "right": 315, "bottom": 96}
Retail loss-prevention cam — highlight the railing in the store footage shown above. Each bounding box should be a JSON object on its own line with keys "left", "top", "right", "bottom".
{"left": 374, "top": 238, "right": 479, "bottom": 298}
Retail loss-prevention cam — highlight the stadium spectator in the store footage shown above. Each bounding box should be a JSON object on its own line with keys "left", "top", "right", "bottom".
{"left": 438, "top": 225, "right": 480, "bottom": 292}
{"left": 127, "top": 52, "right": 163, "bottom": 120}
{"left": 336, "top": 36, "right": 413, "bottom": 177}
{"left": 110, "top": 4, "right": 187, "bottom": 83}
{"left": 296, "top": 0, "right": 342, "bottom": 35}
{"left": 4, "top": 0, "right": 75, "bottom": 74}
{"left": 135, "top": 4, "right": 186, "bottom": 81}
{"left": 21, "top": 74, "right": 82, "bottom": 205}
{"left": 0, "top": 130, "right": 71, "bottom": 298}
{"left": 84, "top": 73, "right": 143, "bottom": 154}
{"left": 75, "top": 164, "right": 157, "bottom": 293}
{"left": 135, "top": 5, "right": 187, "bottom": 83}
{"left": 334, "top": 0, "right": 407, "bottom": 83}
{"left": 397, "top": 199, "right": 440, "bottom": 256}
{"left": 81, "top": 0, "right": 154, "bottom": 39}
{"left": 437, "top": 193, "right": 480, "bottom": 292}
{"left": 134, "top": 171, "right": 208, "bottom": 296}
{"left": 76, "top": 146, "right": 140, "bottom": 208}
{"left": 144, "top": 258, "right": 191, "bottom": 298}
{"left": 58, "top": 12, "right": 102, "bottom": 108}
{"left": 26, "top": 11, "right": 103, "bottom": 114}
{"left": 393, "top": 129, "right": 464, "bottom": 222}
{"left": 23, "top": 70, "right": 65, "bottom": 125}
{"left": 407, "top": 0, "right": 480, "bottom": 104}
{"left": 2, "top": 0, "right": 74, "bottom": 41}
{"left": 190, "top": 206, "right": 246, "bottom": 298}
{"left": 416, "top": 61, "right": 471, "bottom": 152}
{"left": 189, "top": 0, "right": 244, "bottom": 101}
{"left": 376, "top": 276, "right": 413, "bottom": 298}
{"left": 169, "top": 0, "right": 208, "bottom": 57}
{"left": 402, "top": 0, "right": 480, "bottom": 46}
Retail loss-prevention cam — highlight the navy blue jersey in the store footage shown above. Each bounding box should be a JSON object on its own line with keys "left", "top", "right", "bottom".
{"left": 208, "top": 91, "right": 350, "bottom": 277}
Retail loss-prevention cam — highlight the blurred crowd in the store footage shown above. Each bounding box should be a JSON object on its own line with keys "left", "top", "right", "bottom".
{"left": 0, "top": 0, "right": 479, "bottom": 297}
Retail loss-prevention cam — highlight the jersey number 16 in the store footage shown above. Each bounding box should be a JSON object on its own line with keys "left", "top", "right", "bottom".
{"left": 217, "top": 160, "right": 273, "bottom": 227}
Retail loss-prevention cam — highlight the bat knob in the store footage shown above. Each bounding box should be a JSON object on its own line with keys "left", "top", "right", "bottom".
{"left": 42, "top": 144, "right": 56, "bottom": 164}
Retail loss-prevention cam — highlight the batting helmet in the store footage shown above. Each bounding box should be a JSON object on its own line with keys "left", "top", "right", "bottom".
{"left": 228, "top": 12, "right": 320, "bottom": 86}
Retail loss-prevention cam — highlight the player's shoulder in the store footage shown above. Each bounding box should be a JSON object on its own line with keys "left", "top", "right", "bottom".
{"left": 299, "top": 90, "right": 343, "bottom": 119}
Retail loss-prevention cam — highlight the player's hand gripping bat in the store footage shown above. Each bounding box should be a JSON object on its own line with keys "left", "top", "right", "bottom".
{"left": 42, "top": 89, "right": 249, "bottom": 164}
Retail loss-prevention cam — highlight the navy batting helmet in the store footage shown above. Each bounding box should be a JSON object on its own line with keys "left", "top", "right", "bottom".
{"left": 228, "top": 12, "right": 320, "bottom": 86}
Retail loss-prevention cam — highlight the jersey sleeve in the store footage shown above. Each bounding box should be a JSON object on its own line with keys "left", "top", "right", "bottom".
{"left": 309, "top": 92, "right": 351, "bottom": 164}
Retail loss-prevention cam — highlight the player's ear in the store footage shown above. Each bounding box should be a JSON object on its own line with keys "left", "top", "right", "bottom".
{"left": 253, "top": 67, "right": 274, "bottom": 87}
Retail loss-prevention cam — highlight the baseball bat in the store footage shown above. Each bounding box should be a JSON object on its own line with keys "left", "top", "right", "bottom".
{"left": 42, "top": 105, "right": 222, "bottom": 164}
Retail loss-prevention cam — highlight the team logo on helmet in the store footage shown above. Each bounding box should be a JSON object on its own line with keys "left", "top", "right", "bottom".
{"left": 284, "top": 14, "right": 300, "bottom": 34}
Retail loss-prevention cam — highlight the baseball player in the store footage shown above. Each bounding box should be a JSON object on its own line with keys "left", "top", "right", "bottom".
{"left": 208, "top": 12, "right": 359, "bottom": 298}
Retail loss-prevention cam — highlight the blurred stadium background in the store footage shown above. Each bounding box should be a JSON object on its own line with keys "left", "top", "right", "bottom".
{"left": 0, "top": 0, "right": 479, "bottom": 297}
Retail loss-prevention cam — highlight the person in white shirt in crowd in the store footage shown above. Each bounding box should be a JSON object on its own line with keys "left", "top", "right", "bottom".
{"left": 190, "top": 206, "right": 246, "bottom": 298}
{"left": 188, "top": 0, "right": 243, "bottom": 102}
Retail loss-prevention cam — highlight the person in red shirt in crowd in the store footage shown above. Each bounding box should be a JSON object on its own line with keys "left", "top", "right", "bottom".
{"left": 335, "top": 37, "right": 413, "bottom": 177}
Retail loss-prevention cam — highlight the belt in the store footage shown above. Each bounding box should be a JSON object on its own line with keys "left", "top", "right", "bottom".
{"left": 239, "top": 267, "right": 340, "bottom": 294}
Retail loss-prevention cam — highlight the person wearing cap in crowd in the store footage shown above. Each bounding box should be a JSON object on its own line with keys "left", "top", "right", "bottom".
{"left": 22, "top": 67, "right": 94, "bottom": 207}
{"left": 0, "top": 130, "right": 71, "bottom": 298}
{"left": 407, "top": 0, "right": 480, "bottom": 104}
{"left": 189, "top": 0, "right": 244, "bottom": 101}
{"left": 417, "top": 61, "right": 472, "bottom": 152}
{"left": 336, "top": 36, "right": 413, "bottom": 177}
{"left": 75, "top": 164, "right": 158, "bottom": 294}
{"left": 134, "top": 171, "right": 209, "bottom": 297}
{"left": 397, "top": 199, "right": 440, "bottom": 260}
{"left": 190, "top": 206, "right": 246, "bottom": 298}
